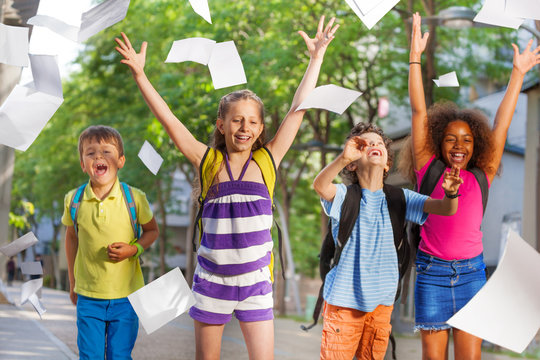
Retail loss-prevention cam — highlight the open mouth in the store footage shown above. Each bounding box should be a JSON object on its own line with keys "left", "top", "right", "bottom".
{"left": 235, "top": 135, "right": 251, "bottom": 142}
{"left": 368, "top": 149, "right": 382, "bottom": 157}
{"left": 95, "top": 163, "right": 108, "bottom": 175}
{"left": 450, "top": 153, "right": 466, "bottom": 162}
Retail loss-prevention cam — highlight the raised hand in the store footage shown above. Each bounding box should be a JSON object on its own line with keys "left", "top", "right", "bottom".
{"left": 115, "top": 32, "right": 148, "bottom": 77}
{"left": 410, "top": 12, "right": 429, "bottom": 61}
{"left": 298, "top": 15, "right": 339, "bottom": 60}
{"left": 442, "top": 166, "right": 463, "bottom": 195}
{"left": 342, "top": 136, "right": 368, "bottom": 164}
{"left": 512, "top": 39, "right": 540, "bottom": 76}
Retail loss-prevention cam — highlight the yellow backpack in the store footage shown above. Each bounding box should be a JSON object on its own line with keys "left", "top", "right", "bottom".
{"left": 193, "top": 146, "right": 283, "bottom": 282}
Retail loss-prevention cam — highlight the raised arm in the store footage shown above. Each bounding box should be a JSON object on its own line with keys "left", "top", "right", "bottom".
{"left": 409, "top": 12, "right": 432, "bottom": 170}
{"left": 422, "top": 165, "right": 463, "bottom": 215}
{"left": 115, "top": 33, "right": 207, "bottom": 168}
{"left": 266, "top": 16, "right": 339, "bottom": 167}
{"left": 485, "top": 39, "right": 540, "bottom": 181}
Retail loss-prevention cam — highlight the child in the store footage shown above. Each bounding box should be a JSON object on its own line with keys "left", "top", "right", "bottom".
{"left": 402, "top": 12, "right": 540, "bottom": 360}
{"left": 313, "top": 122, "right": 463, "bottom": 360}
{"left": 62, "top": 125, "right": 159, "bottom": 359}
{"left": 115, "top": 16, "right": 339, "bottom": 360}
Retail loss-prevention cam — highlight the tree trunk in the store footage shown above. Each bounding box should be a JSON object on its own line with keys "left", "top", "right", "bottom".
{"left": 156, "top": 178, "right": 168, "bottom": 276}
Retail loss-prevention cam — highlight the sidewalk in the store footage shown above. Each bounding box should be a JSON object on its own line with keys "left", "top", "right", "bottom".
{"left": 0, "top": 282, "right": 523, "bottom": 359}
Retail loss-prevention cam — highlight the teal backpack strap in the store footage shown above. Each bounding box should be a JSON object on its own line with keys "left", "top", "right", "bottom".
{"left": 69, "top": 184, "right": 87, "bottom": 238}
{"left": 120, "top": 182, "right": 141, "bottom": 240}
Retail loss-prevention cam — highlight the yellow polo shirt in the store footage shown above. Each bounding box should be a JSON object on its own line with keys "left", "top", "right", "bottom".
{"left": 61, "top": 178, "right": 153, "bottom": 299}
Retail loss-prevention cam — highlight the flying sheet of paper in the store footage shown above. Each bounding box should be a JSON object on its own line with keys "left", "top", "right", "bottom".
{"left": 345, "top": 0, "right": 400, "bottom": 30}
{"left": 21, "top": 261, "right": 43, "bottom": 275}
{"left": 138, "top": 141, "right": 163, "bottom": 175}
{"left": 0, "top": 232, "right": 39, "bottom": 257}
{"left": 0, "top": 23, "right": 30, "bottom": 67}
{"left": 352, "top": 0, "right": 384, "bottom": 15}
{"left": 28, "top": 293, "right": 46, "bottom": 318}
{"left": 21, "top": 278, "right": 43, "bottom": 305}
{"left": 207, "top": 41, "right": 247, "bottom": 89}
{"left": 128, "top": 267, "right": 196, "bottom": 334}
{"left": 27, "top": 15, "right": 79, "bottom": 42}
{"left": 189, "top": 0, "right": 212, "bottom": 24}
{"left": 433, "top": 71, "right": 459, "bottom": 87}
{"left": 164, "top": 38, "right": 217, "bottom": 65}
{"left": 296, "top": 84, "right": 363, "bottom": 115}
{"left": 0, "top": 54, "right": 64, "bottom": 151}
{"left": 447, "top": 230, "right": 540, "bottom": 354}
{"left": 473, "top": 0, "right": 524, "bottom": 29}
{"left": 504, "top": 0, "right": 540, "bottom": 21}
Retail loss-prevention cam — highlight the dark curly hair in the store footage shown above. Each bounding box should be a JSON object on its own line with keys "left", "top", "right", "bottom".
{"left": 340, "top": 122, "right": 394, "bottom": 184}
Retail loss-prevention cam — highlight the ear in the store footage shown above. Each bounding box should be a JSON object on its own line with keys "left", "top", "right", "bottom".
{"left": 384, "top": 163, "right": 390, "bottom": 173}
{"left": 345, "top": 162, "right": 357, "bottom": 172}
{"left": 80, "top": 160, "right": 87, "bottom": 173}
{"left": 117, "top": 155, "right": 126, "bottom": 169}
{"left": 216, "top": 118, "right": 225, "bottom": 135}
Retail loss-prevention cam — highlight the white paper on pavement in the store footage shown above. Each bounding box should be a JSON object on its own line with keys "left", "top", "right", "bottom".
{"left": 447, "top": 230, "right": 540, "bottom": 354}
{"left": 0, "top": 232, "right": 39, "bottom": 257}
{"left": 128, "top": 267, "right": 196, "bottom": 335}
{"left": 21, "top": 278, "right": 43, "bottom": 305}
{"left": 433, "top": 71, "right": 459, "bottom": 87}
{"left": 138, "top": 141, "right": 163, "bottom": 175}
{"left": 165, "top": 38, "right": 216, "bottom": 65}
{"left": 296, "top": 84, "right": 363, "bottom": 115}
{"left": 473, "top": 0, "right": 524, "bottom": 30}
{"left": 78, "top": 0, "right": 131, "bottom": 42}
{"left": 20, "top": 261, "right": 43, "bottom": 276}
{"left": 28, "top": 293, "right": 47, "bottom": 318}
{"left": 345, "top": 0, "right": 400, "bottom": 30}
{"left": 0, "top": 23, "right": 30, "bottom": 67}
{"left": 504, "top": 0, "right": 540, "bottom": 21}
{"left": 207, "top": 41, "right": 247, "bottom": 89}
{"left": 189, "top": 0, "right": 212, "bottom": 24}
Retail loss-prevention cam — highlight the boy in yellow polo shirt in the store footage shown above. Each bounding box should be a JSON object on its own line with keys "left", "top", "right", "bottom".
{"left": 62, "top": 125, "right": 159, "bottom": 359}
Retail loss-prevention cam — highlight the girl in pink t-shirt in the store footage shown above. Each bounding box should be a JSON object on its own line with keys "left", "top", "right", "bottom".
{"left": 400, "top": 12, "right": 540, "bottom": 360}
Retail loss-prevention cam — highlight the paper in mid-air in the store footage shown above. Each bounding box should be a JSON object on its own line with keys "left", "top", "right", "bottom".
{"left": 138, "top": 141, "right": 164, "bottom": 175}
{"left": 189, "top": 0, "right": 212, "bottom": 24}
{"left": 0, "top": 232, "right": 39, "bottom": 257}
{"left": 21, "top": 278, "right": 46, "bottom": 318}
{"left": 0, "top": 23, "right": 30, "bottom": 67}
{"left": 504, "top": 0, "right": 540, "bottom": 21}
{"left": 473, "top": 0, "right": 524, "bottom": 29}
{"left": 433, "top": 71, "right": 459, "bottom": 87}
{"left": 344, "top": 0, "right": 400, "bottom": 30}
{"left": 21, "top": 261, "right": 44, "bottom": 276}
{"left": 296, "top": 84, "right": 363, "bottom": 115}
{"left": 165, "top": 38, "right": 216, "bottom": 65}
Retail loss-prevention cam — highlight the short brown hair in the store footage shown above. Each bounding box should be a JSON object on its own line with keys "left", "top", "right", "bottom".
{"left": 340, "top": 122, "right": 393, "bottom": 184}
{"left": 78, "top": 125, "right": 124, "bottom": 159}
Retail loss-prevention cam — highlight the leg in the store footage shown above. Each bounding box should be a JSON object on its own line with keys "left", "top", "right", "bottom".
{"left": 420, "top": 329, "right": 450, "bottom": 360}
{"left": 453, "top": 328, "right": 482, "bottom": 360}
{"left": 320, "top": 302, "right": 364, "bottom": 360}
{"left": 194, "top": 319, "right": 226, "bottom": 360}
{"left": 76, "top": 295, "right": 107, "bottom": 360}
{"left": 105, "top": 297, "right": 139, "bottom": 360}
{"left": 239, "top": 320, "right": 274, "bottom": 360}
{"left": 356, "top": 305, "right": 393, "bottom": 360}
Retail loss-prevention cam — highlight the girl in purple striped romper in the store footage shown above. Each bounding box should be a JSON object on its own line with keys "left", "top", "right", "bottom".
{"left": 116, "top": 15, "right": 339, "bottom": 360}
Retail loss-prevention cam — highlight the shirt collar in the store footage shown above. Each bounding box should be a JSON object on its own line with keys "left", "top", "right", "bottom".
{"left": 83, "top": 178, "right": 121, "bottom": 201}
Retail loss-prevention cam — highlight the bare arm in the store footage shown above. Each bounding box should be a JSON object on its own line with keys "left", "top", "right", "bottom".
{"left": 65, "top": 226, "right": 78, "bottom": 305}
{"left": 485, "top": 40, "right": 540, "bottom": 182}
{"left": 422, "top": 166, "right": 463, "bottom": 215}
{"left": 266, "top": 16, "right": 339, "bottom": 167}
{"left": 115, "top": 33, "right": 207, "bottom": 168}
{"left": 409, "top": 12, "right": 432, "bottom": 170}
{"left": 108, "top": 217, "right": 160, "bottom": 261}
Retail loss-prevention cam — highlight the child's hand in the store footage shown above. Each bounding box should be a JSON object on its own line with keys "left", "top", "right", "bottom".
{"left": 115, "top": 32, "right": 148, "bottom": 77}
{"left": 511, "top": 39, "right": 540, "bottom": 76}
{"left": 107, "top": 242, "right": 137, "bottom": 262}
{"left": 342, "top": 136, "right": 367, "bottom": 163}
{"left": 442, "top": 165, "right": 463, "bottom": 195}
{"left": 298, "top": 15, "right": 339, "bottom": 60}
{"left": 410, "top": 12, "right": 429, "bottom": 61}
{"left": 69, "top": 285, "right": 77, "bottom": 305}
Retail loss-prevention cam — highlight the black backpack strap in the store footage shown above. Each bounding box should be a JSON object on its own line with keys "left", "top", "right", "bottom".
{"left": 469, "top": 167, "right": 489, "bottom": 215}
{"left": 418, "top": 158, "right": 446, "bottom": 195}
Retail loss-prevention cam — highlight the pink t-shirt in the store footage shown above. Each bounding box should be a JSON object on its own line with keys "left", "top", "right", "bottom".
{"left": 415, "top": 156, "right": 490, "bottom": 260}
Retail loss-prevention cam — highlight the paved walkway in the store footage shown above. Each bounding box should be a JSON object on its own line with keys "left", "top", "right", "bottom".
{"left": 0, "top": 281, "right": 525, "bottom": 359}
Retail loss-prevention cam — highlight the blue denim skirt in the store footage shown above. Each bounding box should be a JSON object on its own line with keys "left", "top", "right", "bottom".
{"left": 414, "top": 250, "right": 486, "bottom": 331}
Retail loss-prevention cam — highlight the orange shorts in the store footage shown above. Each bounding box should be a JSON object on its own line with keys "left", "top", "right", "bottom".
{"left": 320, "top": 302, "right": 393, "bottom": 360}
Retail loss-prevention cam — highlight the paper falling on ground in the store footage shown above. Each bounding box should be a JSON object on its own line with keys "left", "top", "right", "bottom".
{"left": 0, "top": 232, "right": 39, "bottom": 257}
{"left": 138, "top": 141, "right": 163, "bottom": 175}
{"left": 433, "top": 71, "right": 459, "bottom": 87}
{"left": 296, "top": 84, "right": 362, "bottom": 115}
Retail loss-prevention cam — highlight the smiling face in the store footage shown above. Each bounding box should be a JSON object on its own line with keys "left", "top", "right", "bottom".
{"left": 356, "top": 132, "right": 390, "bottom": 172}
{"left": 441, "top": 120, "right": 474, "bottom": 169}
{"left": 80, "top": 139, "right": 125, "bottom": 189}
{"left": 216, "top": 99, "right": 264, "bottom": 154}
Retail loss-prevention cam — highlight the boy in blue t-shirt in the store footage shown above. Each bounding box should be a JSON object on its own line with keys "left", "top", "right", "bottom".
{"left": 313, "top": 122, "right": 463, "bottom": 359}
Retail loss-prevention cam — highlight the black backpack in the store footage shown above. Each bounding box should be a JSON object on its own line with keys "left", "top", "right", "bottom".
{"left": 301, "top": 183, "right": 409, "bottom": 332}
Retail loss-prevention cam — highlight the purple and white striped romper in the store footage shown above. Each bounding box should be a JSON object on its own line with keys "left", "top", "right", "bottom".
{"left": 189, "top": 152, "right": 274, "bottom": 324}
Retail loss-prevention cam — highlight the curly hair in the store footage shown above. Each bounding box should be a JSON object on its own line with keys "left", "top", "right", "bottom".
{"left": 340, "top": 122, "right": 394, "bottom": 184}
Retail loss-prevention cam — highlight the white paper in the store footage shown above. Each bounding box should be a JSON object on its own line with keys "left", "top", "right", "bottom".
{"left": 504, "top": 0, "right": 540, "bottom": 21}
{"left": 207, "top": 41, "right": 247, "bottom": 89}
{"left": 345, "top": 0, "right": 400, "bottom": 30}
{"left": 29, "top": 55, "right": 63, "bottom": 98}
{"left": 296, "top": 84, "right": 363, "bottom": 115}
{"left": 165, "top": 38, "right": 216, "bottom": 65}
{"left": 28, "top": 293, "right": 46, "bottom": 318}
{"left": 138, "top": 141, "right": 163, "bottom": 175}
{"left": 473, "top": 0, "right": 525, "bottom": 29}
{"left": 353, "top": 0, "right": 384, "bottom": 15}
{"left": 447, "top": 231, "right": 540, "bottom": 354}
{"left": 189, "top": 0, "right": 212, "bottom": 24}
{"left": 0, "top": 232, "right": 39, "bottom": 257}
{"left": 433, "top": 71, "right": 459, "bottom": 87}
{"left": 0, "top": 23, "right": 30, "bottom": 67}
{"left": 27, "top": 15, "right": 79, "bottom": 42}
{"left": 78, "top": 0, "right": 131, "bottom": 42}
{"left": 21, "top": 278, "right": 43, "bottom": 305}
{"left": 128, "top": 267, "right": 196, "bottom": 334}
{"left": 20, "top": 261, "right": 43, "bottom": 275}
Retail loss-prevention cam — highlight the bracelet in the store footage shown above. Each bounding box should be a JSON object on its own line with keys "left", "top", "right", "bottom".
{"left": 133, "top": 243, "right": 144, "bottom": 258}
{"left": 445, "top": 192, "right": 461, "bottom": 199}
{"left": 409, "top": 61, "right": 421, "bottom": 65}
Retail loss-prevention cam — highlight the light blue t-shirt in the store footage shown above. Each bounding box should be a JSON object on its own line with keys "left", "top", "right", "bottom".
{"left": 321, "top": 184, "right": 428, "bottom": 312}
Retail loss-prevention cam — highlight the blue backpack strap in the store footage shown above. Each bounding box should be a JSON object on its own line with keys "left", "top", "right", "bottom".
{"left": 120, "top": 182, "right": 140, "bottom": 240}
{"left": 69, "top": 184, "right": 87, "bottom": 238}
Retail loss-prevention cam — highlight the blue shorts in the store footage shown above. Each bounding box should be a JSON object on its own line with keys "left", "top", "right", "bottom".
{"left": 76, "top": 295, "right": 139, "bottom": 359}
{"left": 414, "top": 250, "right": 486, "bottom": 331}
